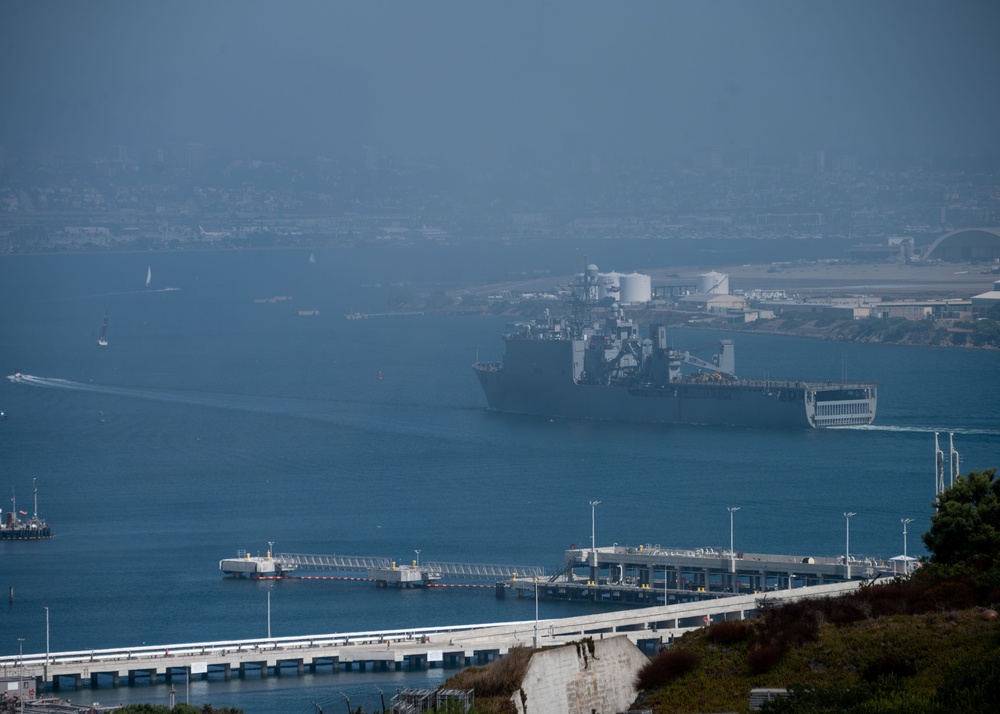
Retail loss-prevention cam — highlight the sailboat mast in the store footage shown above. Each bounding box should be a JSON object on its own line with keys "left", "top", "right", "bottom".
{"left": 33, "top": 478, "right": 38, "bottom": 518}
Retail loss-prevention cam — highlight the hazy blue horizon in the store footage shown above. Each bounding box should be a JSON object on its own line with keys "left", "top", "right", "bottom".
{"left": 2, "top": 1, "right": 999, "bottom": 164}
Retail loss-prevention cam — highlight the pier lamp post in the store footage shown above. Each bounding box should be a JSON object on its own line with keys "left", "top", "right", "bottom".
{"left": 17, "top": 637, "right": 24, "bottom": 667}
{"left": 901, "top": 518, "right": 914, "bottom": 575}
{"left": 727, "top": 507, "right": 740, "bottom": 576}
{"left": 589, "top": 501, "right": 601, "bottom": 554}
{"left": 43, "top": 605, "right": 49, "bottom": 682}
{"left": 533, "top": 580, "right": 540, "bottom": 649}
{"left": 414, "top": 549, "right": 421, "bottom": 567}
{"left": 844, "top": 512, "right": 856, "bottom": 578}
{"left": 588, "top": 500, "right": 601, "bottom": 586}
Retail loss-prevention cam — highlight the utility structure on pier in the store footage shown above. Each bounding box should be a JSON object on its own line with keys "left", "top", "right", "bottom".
{"left": 934, "top": 432, "right": 961, "bottom": 496}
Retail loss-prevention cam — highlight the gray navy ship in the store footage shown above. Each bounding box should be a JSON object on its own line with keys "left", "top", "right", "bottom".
{"left": 473, "top": 264, "right": 877, "bottom": 429}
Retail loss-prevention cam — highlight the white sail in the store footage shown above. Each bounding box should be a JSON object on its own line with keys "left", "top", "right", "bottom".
{"left": 97, "top": 311, "right": 109, "bottom": 346}
{"left": 146, "top": 265, "right": 152, "bottom": 287}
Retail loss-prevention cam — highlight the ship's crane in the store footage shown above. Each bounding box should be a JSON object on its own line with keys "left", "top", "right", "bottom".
{"left": 666, "top": 340, "right": 736, "bottom": 383}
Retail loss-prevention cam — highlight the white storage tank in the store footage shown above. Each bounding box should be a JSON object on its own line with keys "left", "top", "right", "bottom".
{"left": 697, "top": 271, "right": 729, "bottom": 295}
{"left": 597, "top": 271, "right": 621, "bottom": 301}
{"left": 619, "top": 272, "right": 652, "bottom": 303}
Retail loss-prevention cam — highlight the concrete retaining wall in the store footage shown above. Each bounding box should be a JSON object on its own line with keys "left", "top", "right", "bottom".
{"left": 513, "top": 636, "right": 647, "bottom": 714}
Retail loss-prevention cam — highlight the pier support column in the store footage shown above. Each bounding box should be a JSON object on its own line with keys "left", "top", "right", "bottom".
{"left": 222, "top": 664, "right": 231, "bottom": 681}
{"left": 91, "top": 673, "right": 100, "bottom": 688}
{"left": 149, "top": 671, "right": 157, "bottom": 685}
{"left": 72, "top": 674, "right": 82, "bottom": 690}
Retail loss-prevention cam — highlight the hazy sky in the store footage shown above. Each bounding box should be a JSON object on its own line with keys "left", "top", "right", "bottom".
{"left": 2, "top": 0, "right": 999, "bottom": 162}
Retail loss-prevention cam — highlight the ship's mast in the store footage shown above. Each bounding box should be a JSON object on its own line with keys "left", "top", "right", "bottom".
{"left": 33, "top": 478, "right": 38, "bottom": 518}
{"left": 570, "top": 260, "right": 600, "bottom": 338}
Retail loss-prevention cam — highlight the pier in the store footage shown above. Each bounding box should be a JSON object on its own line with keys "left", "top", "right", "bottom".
{"left": 0, "top": 581, "right": 862, "bottom": 694}
{"left": 219, "top": 551, "right": 546, "bottom": 586}
{"left": 221, "top": 543, "right": 891, "bottom": 603}
{"left": 502, "top": 544, "right": 892, "bottom": 603}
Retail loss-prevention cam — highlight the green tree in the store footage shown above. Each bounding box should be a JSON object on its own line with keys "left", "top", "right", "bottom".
{"left": 923, "top": 468, "right": 1000, "bottom": 569}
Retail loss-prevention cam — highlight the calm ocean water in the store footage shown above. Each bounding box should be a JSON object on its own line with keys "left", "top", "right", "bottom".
{"left": 2, "top": 244, "right": 998, "bottom": 712}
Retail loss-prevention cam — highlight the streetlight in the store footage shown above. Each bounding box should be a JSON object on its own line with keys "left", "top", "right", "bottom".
{"left": 533, "top": 580, "right": 539, "bottom": 649}
{"left": 844, "top": 512, "right": 856, "bottom": 578}
{"left": 44, "top": 605, "right": 49, "bottom": 683}
{"left": 727, "top": 507, "right": 740, "bottom": 576}
{"left": 589, "top": 500, "right": 601, "bottom": 554}
{"left": 901, "top": 518, "right": 914, "bottom": 575}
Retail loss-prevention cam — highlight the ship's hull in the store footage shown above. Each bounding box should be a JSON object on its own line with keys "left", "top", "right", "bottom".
{"left": 474, "top": 323, "right": 876, "bottom": 429}
{"left": 473, "top": 364, "right": 876, "bottom": 429}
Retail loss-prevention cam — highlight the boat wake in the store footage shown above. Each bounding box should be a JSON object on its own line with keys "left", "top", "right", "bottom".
{"left": 7, "top": 373, "right": 316, "bottom": 415}
{"left": 66, "top": 287, "right": 181, "bottom": 300}
{"left": 4, "top": 373, "right": 447, "bottom": 437}
{"left": 834, "top": 424, "right": 1000, "bottom": 436}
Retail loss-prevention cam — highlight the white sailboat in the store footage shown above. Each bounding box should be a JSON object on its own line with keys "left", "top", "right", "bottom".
{"left": 146, "top": 265, "right": 152, "bottom": 287}
{"left": 97, "top": 311, "right": 109, "bottom": 346}
{"left": 308, "top": 253, "right": 316, "bottom": 264}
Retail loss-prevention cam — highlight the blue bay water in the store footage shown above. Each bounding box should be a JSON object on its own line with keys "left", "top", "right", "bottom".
{"left": 1, "top": 246, "right": 998, "bottom": 712}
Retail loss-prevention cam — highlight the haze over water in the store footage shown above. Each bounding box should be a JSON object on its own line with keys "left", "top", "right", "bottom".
{"left": 2, "top": 4, "right": 1000, "bottom": 710}
{"left": 1, "top": 245, "right": 998, "bottom": 712}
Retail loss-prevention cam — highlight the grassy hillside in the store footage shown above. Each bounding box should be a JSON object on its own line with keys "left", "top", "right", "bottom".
{"left": 631, "top": 579, "right": 1000, "bottom": 713}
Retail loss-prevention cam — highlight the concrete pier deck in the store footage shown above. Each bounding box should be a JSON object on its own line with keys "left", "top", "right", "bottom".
{"left": 0, "top": 581, "right": 862, "bottom": 693}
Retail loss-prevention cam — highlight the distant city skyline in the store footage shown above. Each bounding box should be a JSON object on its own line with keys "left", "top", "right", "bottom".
{"left": 2, "top": 1, "right": 999, "bottom": 165}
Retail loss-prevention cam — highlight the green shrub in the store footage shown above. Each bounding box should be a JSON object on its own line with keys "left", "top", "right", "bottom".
{"left": 747, "top": 641, "right": 787, "bottom": 674}
{"left": 706, "top": 620, "right": 752, "bottom": 645}
{"left": 634, "top": 647, "right": 699, "bottom": 690}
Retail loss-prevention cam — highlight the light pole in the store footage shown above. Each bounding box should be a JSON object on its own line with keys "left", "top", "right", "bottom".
{"left": 589, "top": 500, "right": 601, "bottom": 554}
{"left": 901, "top": 518, "right": 914, "bottom": 575}
{"left": 727, "top": 507, "right": 740, "bottom": 576}
{"left": 844, "top": 512, "right": 856, "bottom": 578}
{"left": 414, "top": 549, "right": 421, "bottom": 567}
{"left": 533, "top": 580, "right": 539, "bottom": 648}
{"left": 588, "top": 500, "right": 601, "bottom": 585}
{"left": 44, "top": 605, "right": 49, "bottom": 683}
